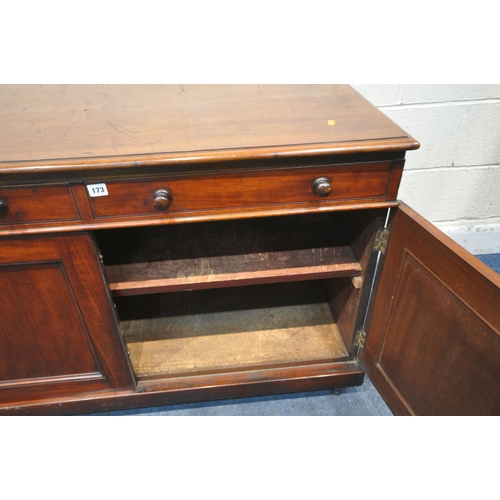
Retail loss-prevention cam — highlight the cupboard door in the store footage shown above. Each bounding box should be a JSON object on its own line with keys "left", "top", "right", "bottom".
{"left": 364, "top": 203, "right": 500, "bottom": 415}
{"left": 0, "top": 233, "right": 134, "bottom": 405}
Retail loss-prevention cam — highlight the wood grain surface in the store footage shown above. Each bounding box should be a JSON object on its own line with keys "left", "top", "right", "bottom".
{"left": 117, "top": 281, "right": 348, "bottom": 379}
{"left": 0, "top": 85, "right": 418, "bottom": 172}
{"left": 98, "top": 214, "right": 362, "bottom": 295}
{"left": 0, "top": 84, "right": 426, "bottom": 414}
{"left": 364, "top": 203, "right": 500, "bottom": 415}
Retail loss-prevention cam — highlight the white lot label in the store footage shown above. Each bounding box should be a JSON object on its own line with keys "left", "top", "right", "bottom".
{"left": 87, "top": 183, "right": 109, "bottom": 197}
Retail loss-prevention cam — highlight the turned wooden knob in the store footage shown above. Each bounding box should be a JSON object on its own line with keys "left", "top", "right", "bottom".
{"left": 152, "top": 189, "right": 173, "bottom": 211}
{"left": 312, "top": 177, "right": 332, "bottom": 197}
{"left": 0, "top": 198, "right": 9, "bottom": 217}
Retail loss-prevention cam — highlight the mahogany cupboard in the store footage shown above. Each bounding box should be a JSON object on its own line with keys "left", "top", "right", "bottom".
{"left": 0, "top": 85, "right": 498, "bottom": 415}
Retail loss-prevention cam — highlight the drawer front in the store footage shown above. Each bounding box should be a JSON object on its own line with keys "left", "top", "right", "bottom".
{"left": 0, "top": 184, "right": 80, "bottom": 225}
{"left": 88, "top": 162, "right": 393, "bottom": 219}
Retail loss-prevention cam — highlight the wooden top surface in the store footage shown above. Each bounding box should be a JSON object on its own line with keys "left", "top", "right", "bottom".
{"left": 0, "top": 85, "right": 419, "bottom": 174}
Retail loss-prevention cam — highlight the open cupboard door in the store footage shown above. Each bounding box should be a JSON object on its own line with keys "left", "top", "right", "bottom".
{"left": 363, "top": 203, "right": 500, "bottom": 416}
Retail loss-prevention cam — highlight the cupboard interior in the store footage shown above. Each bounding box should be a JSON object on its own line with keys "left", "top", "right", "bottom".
{"left": 94, "top": 210, "right": 383, "bottom": 381}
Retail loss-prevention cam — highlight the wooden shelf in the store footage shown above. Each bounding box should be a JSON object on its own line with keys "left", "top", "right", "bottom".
{"left": 98, "top": 214, "right": 362, "bottom": 296}
{"left": 107, "top": 245, "right": 361, "bottom": 296}
{"left": 115, "top": 281, "right": 349, "bottom": 380}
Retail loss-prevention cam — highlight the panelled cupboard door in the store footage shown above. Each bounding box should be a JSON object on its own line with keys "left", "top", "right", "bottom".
{"left": 0, "top": 233, "right": 135, "bottom": 405}
{"left": 364, "top": 203, "right": 500, "bottom": 416}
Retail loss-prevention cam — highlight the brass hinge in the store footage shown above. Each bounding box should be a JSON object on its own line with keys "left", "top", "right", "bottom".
{"left": 353, "top": 329, "right": 367, "bottom": 350}
{"left": 373, "top": 228, "right": 389, "bottom": 253}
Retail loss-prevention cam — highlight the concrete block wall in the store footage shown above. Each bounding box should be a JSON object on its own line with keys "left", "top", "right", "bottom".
{"left": 352, "top": 85, "right": 500, "bottom": 254}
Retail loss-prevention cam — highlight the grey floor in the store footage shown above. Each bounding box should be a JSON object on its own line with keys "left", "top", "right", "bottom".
{"left": 86, "top": 253, "right": 500, "bottom": 416}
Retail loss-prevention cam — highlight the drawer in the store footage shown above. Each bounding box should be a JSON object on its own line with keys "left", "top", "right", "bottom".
{"left": 0, "top": 184, "right": 80, "bottom": 226}
{"left": 88, "top": 162, "right": 393, "bottom": 219}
